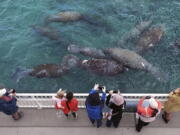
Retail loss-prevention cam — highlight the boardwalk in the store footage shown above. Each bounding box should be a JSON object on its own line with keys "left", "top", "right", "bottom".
{"left": 0, "top": 109, "right": 180, "bottom": 135}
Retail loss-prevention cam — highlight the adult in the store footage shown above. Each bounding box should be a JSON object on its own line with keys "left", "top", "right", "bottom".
{"left": 0, "top": 88, "right": 23, "bottom": 120}
{"left": 136, "top": 96, "right": 162, "bottom": 132}
{"left": 85, "top": 84, "right": 106, "bottom": 128}
{"left": 105, "top": 90, "right": 125, "bottom": 128}
{"left": 162, "top": 88, "right": 180, "bottom": 123}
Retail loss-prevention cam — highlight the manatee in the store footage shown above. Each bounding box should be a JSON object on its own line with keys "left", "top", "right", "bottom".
{"left": 136, "top": 26, "right": 165, "bottom": 52}
{"left": 46, "top": 11, "right": 114, "bottom": 32}
{"left": 31, "top": 25, "right": 60, "bottom": 40}
{"left": 11, "top": 64, "right": 68, "bottom": 82}
{"left": 80, "top": 59, "right": 124, "bottom": 76}
{"left": 104, "top": 48, "right": 168, "bottom": 82}
{"left": 68, "top": 44, "right": 107, "bottom": 59}
{"left": 118, "top": 20, "right": 152, "bottom": 46}
{"left": 46, "top": 11, "right": 83, "bottom": 23}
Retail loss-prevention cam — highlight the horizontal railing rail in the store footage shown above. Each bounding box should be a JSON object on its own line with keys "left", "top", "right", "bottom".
{"left": 16, "top": 93, "right": 169, "bottom": 109}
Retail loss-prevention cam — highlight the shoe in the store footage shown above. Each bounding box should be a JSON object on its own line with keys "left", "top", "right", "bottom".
{"left": 136, "top": 125, "right": 141, "bottom": 132}
{"left": 162, "top": 114, "right": 169, "bottom": 124}
{"left": 73, "top": 113, "right": 78, "bottom": 120}
{"left": 12, "top": 111, "right": 24, "bottom": 120}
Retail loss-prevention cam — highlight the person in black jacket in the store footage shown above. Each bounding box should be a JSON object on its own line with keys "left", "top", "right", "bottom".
{"left": 105, "top": 90, "right": 125, "bottom": 128}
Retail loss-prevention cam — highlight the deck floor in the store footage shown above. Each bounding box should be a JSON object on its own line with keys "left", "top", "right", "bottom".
{"left": 0, "top": 109, "right": 180, "bottom": 135}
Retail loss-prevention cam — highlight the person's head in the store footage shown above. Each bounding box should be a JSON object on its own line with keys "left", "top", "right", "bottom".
{"left": 56, "top": 89, "right": 65, "bottom": 99}
{"left": 0, "top": 88, "right": 7, "bottom": 97}
{"left": 149, "top": 98, "right": 158, "bottom": 109}
{"left": 88, "top": 93, "right": 100, "bottom": 106}
{"left": 66, "top": 91, "right": 74, "bottom": 102}
{"left": 110, "top": 93, "right": 124, "bottom": 106}
{"left": 174, "top": 88, "right": 180, "bottom": 96}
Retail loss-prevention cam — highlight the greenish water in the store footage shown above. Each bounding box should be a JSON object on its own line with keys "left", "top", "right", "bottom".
{"left": 0, "top": 0, "right": 180, "bottom": 93}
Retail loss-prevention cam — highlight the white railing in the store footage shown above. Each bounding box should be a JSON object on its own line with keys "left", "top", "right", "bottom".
{"left": 16, "top": 93, "right": 169, "bottom": 109}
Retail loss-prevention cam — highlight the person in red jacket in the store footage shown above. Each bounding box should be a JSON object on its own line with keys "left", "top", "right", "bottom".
{"left": 61, "top": 91, "right": 78, "bottom": 119}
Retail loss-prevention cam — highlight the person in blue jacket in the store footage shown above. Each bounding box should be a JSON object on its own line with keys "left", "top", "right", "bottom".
{"left": 85, "top": 84, "right": 106, "bottom": 128}
{"left": 0, "top": 88, "right": 23, "bottom": 120}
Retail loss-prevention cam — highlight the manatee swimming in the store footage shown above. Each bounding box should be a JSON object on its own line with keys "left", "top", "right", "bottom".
{"left": 117, "top": 20, "right": 152, "bottom": 46}
{"left": 104, "top": 48, "right": 168, "bottom": 82}
{"left": 12, "top": 64, "right": 69, "bottom": 82}
{"left": 80, "top": 59, "right": 124, "bottom": 76}
{"left": 136, "top": 26, "right": 165, "bottom": 52}
{"left": 31, "top": 25, "right": 60, "bottom": 40}
{"left": 61, "top": 54, "right": 123, "bottom": 76}
{"left": 46, "top": 11, "right": 114, "bottom": 32}
{"left": 68, "top": 44, "right": 107, "bottom": 59}
{"left": 46, "top": 11, "right": 83, "bottom": 23}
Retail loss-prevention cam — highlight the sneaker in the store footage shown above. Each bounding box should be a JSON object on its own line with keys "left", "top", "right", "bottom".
{"left": 12, "top": 111, "right": 24, "bottom": 120}
{"left": 162, "top": 114, "right": 169, "bottom": 124}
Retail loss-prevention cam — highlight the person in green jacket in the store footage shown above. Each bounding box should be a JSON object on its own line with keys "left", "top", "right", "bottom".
{"left": 162, "top": 88, "right": 180, "bottom": 123}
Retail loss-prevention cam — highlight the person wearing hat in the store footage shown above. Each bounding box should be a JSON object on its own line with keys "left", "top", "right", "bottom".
{"left": 105, "top": 90, "right": 125, "bottom": 128}
{"left": 136, "top": 96, "right": 162, "bottom": 132}
{"left": 162, "top": 88, "right": 180, "bottom": 123}
{"left": 52, "top": 88, "right": 66, "bottom": 110}
{"left": 0, "top": 88, "right": 23, "bottom": 120}
{"left": 85, "top": 84, "right": 106, "bottom": 128}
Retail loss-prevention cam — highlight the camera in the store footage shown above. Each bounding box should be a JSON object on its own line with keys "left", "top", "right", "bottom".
{"left": 98, "top": 86, "right": 104, "bottom": 90}
{"left": 9, "top": 89, "right": 16, "bottom": 94}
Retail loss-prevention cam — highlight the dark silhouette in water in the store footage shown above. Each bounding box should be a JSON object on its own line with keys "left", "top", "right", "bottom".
{"left": 11, "top": 64, "right": 69, "bottom": 82}
{"left": 117, "top": 21, "right": 152, "bottom": 47}
{"left": 68, "top": 44, "right": 108, "bottom": 59}
{"left": 11, "top": 55, "right": 80, "bottom": 82}
{"left": 62, "top": 54, "right": 124, "bottom": 76}
{"left": 45, "top": 11, "right": 114, "bottom": 33}
{"left": 31, "top": 25, "right": 60, "bottom": 40}
{"left": 80, "top": 59, "right": 124, "bottom": 76}
{"left": 104, "top": 48, "right": 169, "bottom": 82}
{"left": 136, "top": 26, "right": 165, "bottom": 53}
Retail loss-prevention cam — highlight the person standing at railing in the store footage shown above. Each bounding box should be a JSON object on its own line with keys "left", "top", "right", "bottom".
{"left": 0, "top": 88, "right": 23, "bottom": 120}
{"left": 162, "top": 88, "right": 180, "bottom": 123}
{"left": 105, "top": 90, "right": 125, "bottom": 128}
{"left": 85, "top": 84, "right": 106, "bottom": 128}
{"left": 61, "top": 91, "right": 78, "bottom": 119}
{"left": 136, "top": 96, "right": 162, "bottom": 132}
{"left": 52, "top": 89, "right": 66, "bottom": 117}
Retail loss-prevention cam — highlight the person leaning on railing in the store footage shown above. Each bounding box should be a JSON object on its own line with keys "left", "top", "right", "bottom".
{"left": 105, "top": 90, "right": 125, "bottom": 128}
{"left": 85, "top": 84, "right": 106, "bottom": 128}
{"left": 162, "top": 88, "right": 180, "bottom": 123}
{"left": 136, "top": 96, "right": 162, "bottom": 132}
{"left": 0, "top": 88, "right": 23, "bottom": 120}
{"left": 61, "top": 91, "right": 78, "bottom": 119}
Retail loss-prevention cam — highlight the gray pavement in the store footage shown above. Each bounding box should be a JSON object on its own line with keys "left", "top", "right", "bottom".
{"left": 0, "top": 109, "right": 180, "bottom": 135}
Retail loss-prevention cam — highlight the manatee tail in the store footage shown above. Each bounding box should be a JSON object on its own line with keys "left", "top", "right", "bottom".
{"left": 67, "top": 44, "right": 82, "bottom": 53}
{"left": 62, "top": 55, "right": 81, "bottom": 70}
{"left": 11, "top": 67, "right": 32, "bottom": 83}
{"left": 147, "top": 65, "right": 169, "bottom": 83}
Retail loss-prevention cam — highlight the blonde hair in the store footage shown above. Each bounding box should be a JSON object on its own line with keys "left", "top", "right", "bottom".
{"left": 56, "top": 89, "right": 65, "bottom": 98}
